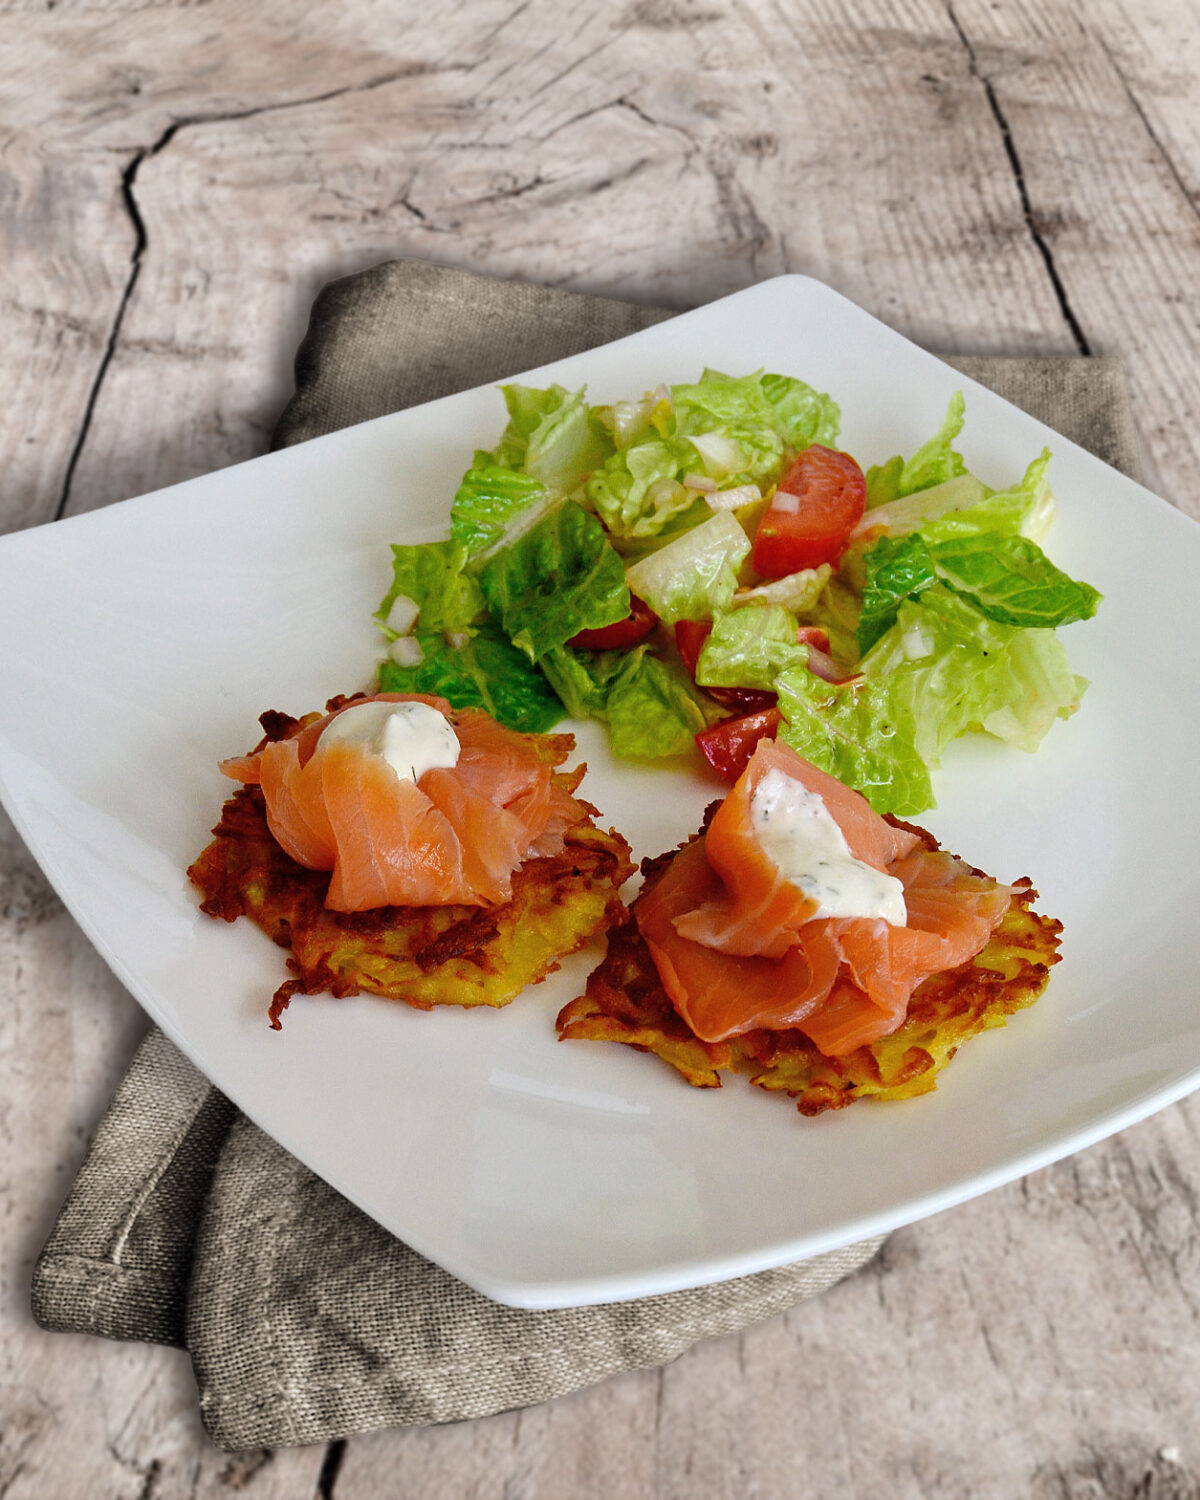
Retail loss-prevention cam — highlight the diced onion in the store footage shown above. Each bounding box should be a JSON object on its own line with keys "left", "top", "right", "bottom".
{"left": 388, "top": 635, "right": 425, "bottom": 667}
{"left": 384, "top": 593, "right": 420, "bottom": 635}
{"left": 772, "top": 490, "right": 800, "bottom": 515}
{"left": 682, "top": 472, "right": 717, "bottom": 493}
{"left": 445, "top": 631, "right": 470, "bottom": 650}
{"left": 901, "top": 625, "right": 935, "bottom": 660}
{"left": 705, "top": 483, "right": 761, "bottom": 511}
{"left": 688, "top": 431, "right": 744, "bottom": 477}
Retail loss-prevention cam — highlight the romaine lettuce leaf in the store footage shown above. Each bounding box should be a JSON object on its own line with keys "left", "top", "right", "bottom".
{"left": 919, "top": 448, "right": 1055, "bottom": 544}
{"left": 731, "top": 562, "right": 831, "bottom": 615}
{"left": 856, "top": 519, "right": 1100, "bottom": 650}
{"left": 864, "top": 454, "right": 904, "bottom": 509}
{"left": 977, "top": 629, "right": 1088, "bottom": 752}
{"left": 623, "top": 510, "right": 751, "bottom": 624}
{"left": 479, "top": 384, "right": 612, "bottom": 494}
{"left": 856, "top": 534, "right": 938, "bottom": 655}
{"left": 670, "top": 369, "right": 786, "bottom": 484}
{"left": 930, "top": 533, "right": 1101, "bottom": 629}
{"left": 479, "top": 384, "right": 565, "bottom": 470}
{"left": 776, "top": 658, "right": 934, "bottom": 816}
{"left": 897, "top": 391, "right": 968, "bottom": 495}
{"left": 780, "top": 583, "right": 1089, "bottom": 813}
{"left": 536, "top": 644, "right": 615, "bottom": 721}
{"left": 855, "top": 473, "right": 986, "bottom": 540}
{"left": 479, "top": 501, "right": 629, "bottom": 660}
{"left": 696, "top": 603, "right": 805, "bottom": 691}
{"left": 862, "top": 588, "right": 1084, "bottom": 765}
{"left": 537, "top": 643, "right": 707, "bottom": 756}
{"left": 759, "top": 372, "right": 840, "bottom": 450}
{"left": 378, "top": 623, "right": 563, "bottom": 735}
{"left": 450, "top": 467, "right": 550, "bottom": 559}
{"left": 587, "top": 434, "right": 705, "bottom": 538}
{"left": 862, "top": 393, "right": 969, "bottom": 512}
{"left": 604, "top": 648, "right": 708, "bottom": 757}
{"left": 377, "top": 539, "right": 484, "bottom": 635}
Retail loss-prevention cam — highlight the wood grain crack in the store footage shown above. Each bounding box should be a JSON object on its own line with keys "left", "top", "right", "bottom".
{"left": 316, "top": 1438, "right": 346, "bottom": 1498}
{"left": 1099, "top": 38, "right": 1200, "bottom": 232}
{"left": 53, "top": 65, "right": 440, "bottom": 520}
{"left": 946, "top": 2, "right": 1092, "bottom": 357}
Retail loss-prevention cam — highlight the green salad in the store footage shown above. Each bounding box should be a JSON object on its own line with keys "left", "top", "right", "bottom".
{"left": 375, "top": 371, "right": 1100, "bottom": 816}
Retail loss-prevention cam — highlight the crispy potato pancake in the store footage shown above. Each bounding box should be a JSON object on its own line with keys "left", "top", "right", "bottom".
{"left": 557, "top": 827, "right": 1062, "bottom": 1117}
{"left": 189, "top": 716, "right": 635, "bottom": 1028}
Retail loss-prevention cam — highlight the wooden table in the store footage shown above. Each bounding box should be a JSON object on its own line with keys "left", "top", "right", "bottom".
{"left": 4, "top": 2, "right": 1200, "bottom": 1494}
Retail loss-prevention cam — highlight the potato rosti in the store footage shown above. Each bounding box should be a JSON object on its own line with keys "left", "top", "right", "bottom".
{"left": 557, "top": 823, "right": 1061, "bottom": 1118}
{"left": 190, "top": 698, "right": 634, "bottom": 1027}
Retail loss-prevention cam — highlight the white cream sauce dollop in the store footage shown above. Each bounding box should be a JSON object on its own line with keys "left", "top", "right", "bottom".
{"left": 319, "top": 701, "right": 460, "bottom": 783}
{"left": 749, "top": 767, "right": 907, "bottom": 925}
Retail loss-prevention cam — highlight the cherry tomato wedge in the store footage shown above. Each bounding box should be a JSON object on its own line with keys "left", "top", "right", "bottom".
{"left": 752, "top": 446, "right": 866, "bottom": 576}
{"left": 673, "top": 619, "right": 711, "bottom": 679}
{"left": 673, "top": 621, "right": 776, "bottom": 712}
{"left": 568, "top": 594, "right": 659, "bottom": 651}
{"left": 695, "top": 706, "right": 783, "bottom": 784}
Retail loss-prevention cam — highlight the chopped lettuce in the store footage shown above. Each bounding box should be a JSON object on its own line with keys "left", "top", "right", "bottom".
{"left": 897, "top": 391, "right": 968, "bottom": 495}
{"left": 857, "top": 473, "right": 986, "bottom": 539}
{"left": 864, "top": 454, "right": 904, "bottom": 509}
{"left": 378, "top": 623, "right": 563, "bottom": 735}
{"left": 780, "top": 584, "right": 1089, "bottom": 814}
{"left": 623, "top": 510, "right": 751, "bottom": 624}
{"left": 857, "top": 524, "right": 1100, "bottom": 653}
{"left": 759, "top": 371, "right": 840, "bottom": 449}
{"left": 670, "top": 369, "right": 787, "bottom": 484}
{"left": 478, "top": 501, "right": 629, "bottom": 660}
{"left": 776, "top": 657, "right": 935, "bottom": 816}
{"left": 919, "top": 449, "right": 1055, "bottom": 545}
{"left": 450, "top": 467, "right": 550, "bottom": 559}
{"left": 377, "top": 539, "right": 484, "bottom": 636}
{"left": 604, "top": 649, "right": 709, "bottom": 757}
{"left": 856, "top": 534, "right": 938, "bottom": 655}
{"left": 731, "top": 563, "right": 831, "bottom": 615}
{"left": 861, "top": 588, "right": 1086, "bottom": 767}
{"left": 976, "top": 628, "right": 1088, "bottom": 753}
{"left": 538, "top": 643, "right": 707, "bottom": 757}
{"left": 586, "top": 368, "right": 838, "bottom": 540}
{"left": 478, "top": 384, "right": 613, "bottom": 495}
{"left": 929, "top": 533, "right": 1101, "bottom": 629}
{"left": 587, "top": 435, "right": 706, "bottom": 538}
{"left": 696, "top": 603, "right": 806, "bottom": 691}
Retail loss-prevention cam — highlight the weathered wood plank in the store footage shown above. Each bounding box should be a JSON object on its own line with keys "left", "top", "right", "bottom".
{"left": 4, "top": 0, "right": 1200, "bottom": 1493}
{"left": 952, "top": 0, "right": 1200, "bottom": 507}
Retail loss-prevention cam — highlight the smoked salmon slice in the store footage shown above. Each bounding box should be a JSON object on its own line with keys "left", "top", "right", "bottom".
{"left": 636, "top": 740, "right": 1011, "bottom": 1054}
{"left": 673, "top": 738, "right": 920, "bottom": 957}
{"left": 218, "top": 693, "right": 588, "bottom": 912}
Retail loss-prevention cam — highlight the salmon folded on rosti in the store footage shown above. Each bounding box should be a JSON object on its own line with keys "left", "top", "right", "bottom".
{"left": 558, "top": 738, "right": 1061, "bottom": 1116}
{"left": 189, "top": 692, "right": 634, "bottom": 1027}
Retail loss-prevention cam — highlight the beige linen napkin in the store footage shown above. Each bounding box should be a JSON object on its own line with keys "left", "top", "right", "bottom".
{"left": 31, "top": 261, "right": 1139, "bottom": 1451}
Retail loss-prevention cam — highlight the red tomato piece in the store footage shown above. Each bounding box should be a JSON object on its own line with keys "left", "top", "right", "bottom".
{"left": 673, "top": 621, "right": 776, "bottom": 713}
{"left": 568, "top": 594, "right": 659, "bottom": 651}
{"left": 695, "top": 706, "right": 783, "bottom": 784}
{"left": 673, "top": 619, "right": 711, "bottom": 677}
{"left": 795, "top": 626, "right": 831, "bottom": 654}
{"left": 752, "top": 446, "right": 866, "bottom": 576}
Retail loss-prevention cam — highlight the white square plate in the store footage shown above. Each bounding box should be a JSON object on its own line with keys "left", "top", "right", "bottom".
{"left": 3, "top": 275, "right": 1199, "bottom": 1309}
